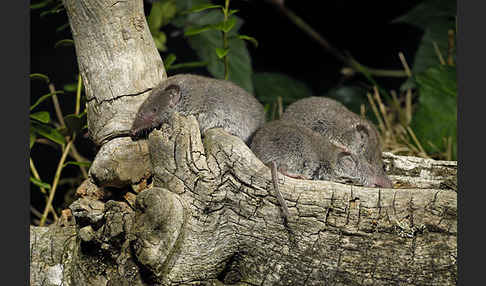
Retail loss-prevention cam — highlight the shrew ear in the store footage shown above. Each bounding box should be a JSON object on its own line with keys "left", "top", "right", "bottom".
{"left": 355, "top": 124, "right": 370, "bottom": 142}
{"left": 165, "top": 84, "right": 181, "bottom": 108}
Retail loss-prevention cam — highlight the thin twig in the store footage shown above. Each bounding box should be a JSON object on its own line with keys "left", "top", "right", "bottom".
{"left": 75, "top": 74, "right": 82, "bottom": 115}
{"left": 223, "top": 0, "right": 230, "bottom": 80}
{"left": 31, "top": 206, "right": 53, "bottom": 224}
{"left": 398, "top": 52, "right": 412, "bottom": 77}
{"left": 30, "top": 158, "right": 59, "bottom": 221}
{"left": 48, "top": 83, "right": 66, "bottom": 128}
{"left": 40, "top": 138, "right": 74, "bottom": 226}
{"left": 373, "top": 86, "right": 392, "bottom": 132}
{"left": 445, "top": 136, "right": 452, "bottom": 161}
{"left": 56, "top": 76, "right": 89, "bottom": 178}
{"left": 432, "top": 41, "right": 446, "bottom": 65}
{"left": 70, "top": 74, "right": 90, "bottom": 178}
{"left": 35, "top": 138, "right": 60, "bottom": 150}
{"left": 447, "top": 29, "right": 455, "bottom": 66}
{"left": 68, "top": 146, "right": 89, "bottom": 179}
{"left": 396, "top": 125, "right": 420, "bottom": 154}
{"left": 366, "top": 92, "right": 385, "bottom": 134}
{"left": 406, "top": 126, "right": 429, "bottom": 158}
{"left": 277, "top": 96, "right": 283, "bottom": 119}
{"left": 405, "top": 88, "right": 412, "bottom": 125}
{"left": 389, "top": 90, "right": 402, "bottom": 124}
{"left": 273, "top": 3, "right": 407, "bottom": 78}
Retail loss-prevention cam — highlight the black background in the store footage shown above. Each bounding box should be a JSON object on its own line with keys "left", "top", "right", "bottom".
{"left": 31, "top": 0, "right": 424, "bottom": 100}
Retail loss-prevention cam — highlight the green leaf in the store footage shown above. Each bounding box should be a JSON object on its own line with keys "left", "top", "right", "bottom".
{"left": 168, "top": 61, "right": 208, "bottom": 70}
{"left": 56, "top": 23, "right": 70, "bottom": 33}
{"left": 209, "top": 18, "right": 236, "bottom": 33}
{"left": 30, "top": 177, "right": 51, "bottom": 190}
{"left": 30, "top": 111, "right": 50, "bottom": 124}
{"left": 39, "top": 3, "right": 64, "bottom": 18}
{"left": 184, "top": 25, "right": 216, "bottom": 36}
{"left": 170, "top": 0, "right": 211, "bottom": 28}
{"left": 63, "top": 161, "right": 92, "bottom": 168}
{"left": 325, "top": 86, "right": 377, "bottom": 123}
{"left": 180, "top": 3, "right": 222, "bottom": 14}
{"left": 55, "top": 39, "right": 74, "bottom": 48}
{"left": 148, "top": 0, "right": 177, "bottom": 33}
{"left": 417, "top": 18, "right": 453, "bottom": 71}
{"left": 30, "top": 91, "right": 64, "bottom": 111}
{"left": 148, "top": 1, "right": 164, "bottom": 32}
{"left": 30, "top": 0, "right": 54, "bottom": 10}
{"left": 31, "top": 122, "right": 66, "bottom": 146}
{"left": 153, "top": 31, "right": 168, "bottom": 51}
{"left": 411, "top": 65, "right": 457, "bottom": 159}
{"left": 30, "top": 129, "right": 37, "bottom": 149}
{"left": 30, "top": 73, "right": 50, "bottom": 84}
{"left": 222, "top": 17, "right": 236, "bottom": 33}
{"left": 164, "top": 53, "right": 177, "bottom": 69}
{"left": 253, "top": 72, "right": 313, "bottom": 107}
{"left": 186, "top": 10, "right": 253, "bottom": 92}
{"left": 215, "top": 47, "right": 229, "bottom": 59}
{"left": 237, "top": 34, "right": 258, "bottom": 47}
{"left": 63, "top": 83, "right": 77, "bottom": 92}
{"left": 392, "top": 0, "right": 456, "bottom": 29}
{"left": 64, "top": 114, "right": 85, "bottom": 135}
{"left": 253, "top": 72, "right": 313, "bottom": 121}
{"left": 394, "top": 0, "right": 456, "bottom": 91}
{"left": 229, "top": 9, "right": 239, "bottom": 16}
{"left": 173, "top": 0, "right": 210, "bottom": 11}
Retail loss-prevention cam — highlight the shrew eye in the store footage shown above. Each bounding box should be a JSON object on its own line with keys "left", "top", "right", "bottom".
{"left": 338, "top": 152, "right": 355, "bottom": 169}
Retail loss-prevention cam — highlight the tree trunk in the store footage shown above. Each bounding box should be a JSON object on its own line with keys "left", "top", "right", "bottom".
{"left": 63, "top": 0, "right": 166, "bottom": 187}
{"left": 30, "top": 113, "right": 457, "bottom": 286}
{"left": 30, "top": 1, "right": 457, "bottom": 285}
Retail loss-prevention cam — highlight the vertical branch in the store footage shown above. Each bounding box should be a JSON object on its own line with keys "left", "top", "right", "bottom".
{"left": 30, "top": 158, "right": 59, "bottom": 221}
{"left": 222, "top": 0, "right": 230, "bottom": 80}
{"left": 40, "top": 139, "right": 74, "bottom": 226}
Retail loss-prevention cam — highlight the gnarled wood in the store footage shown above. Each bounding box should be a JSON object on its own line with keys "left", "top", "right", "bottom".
{"left": 30, "top": 114, "right": 457, "bottom": 285}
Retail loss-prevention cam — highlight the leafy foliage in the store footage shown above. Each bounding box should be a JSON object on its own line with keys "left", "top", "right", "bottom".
{"left": 178, "top": 6, "right": 254, "bottom": 92}
{"left": 29, "top": 69, "right": 89, "bottom": 225}
{"left": 394, "top": 0, "right": 456, "bottom": 90}
{"left": 148, "top": 0, "right": 256, "bottom": 92}
{"left": 411, "top": 65, "right": 457, "bottom": 159}
{"left": 253, "top": 72, "right": 312, "bottom": 120}
{"left": 148, "top": 0, "right": 178, "bottom": 51}
{"left": 391, "top": 0, "right": 457, "bottom": 160}
{"left": 325, "top": 86, "right": 378, "bottom": 123}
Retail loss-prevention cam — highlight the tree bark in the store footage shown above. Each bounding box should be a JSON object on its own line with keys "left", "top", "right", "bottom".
{"left": 63, "top": 0, "right": 166, "bottom": 187}
{"left": 30, "top": 1, "right": 457, "bottom": 285}
{"left": 30, "top": 114, "right": 457, "bottom": 286}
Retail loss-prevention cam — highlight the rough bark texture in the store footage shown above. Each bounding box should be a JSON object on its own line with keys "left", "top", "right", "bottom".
{"left": 63, "top": 0, "right": 166, "bottom": 187}
{"left": 30, "top": 114, "right": 457, "bottom": 286}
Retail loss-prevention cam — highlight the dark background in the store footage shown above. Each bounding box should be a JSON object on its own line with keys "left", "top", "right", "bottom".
{"left": 30, "top": 0, "right": 424, "bottom": 213}
{"left": 31, "top": 0, "right": 424, "bottom": 100}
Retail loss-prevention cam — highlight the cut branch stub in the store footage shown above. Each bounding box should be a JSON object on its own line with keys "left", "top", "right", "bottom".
{"left": 136, "top": 113, "right": 457, "bottom": 285}
{"left": 89, "top": 137, "right": 151, "bottom": 188}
